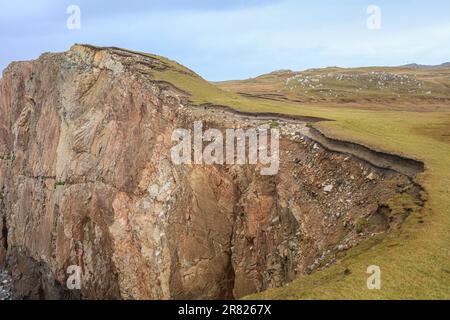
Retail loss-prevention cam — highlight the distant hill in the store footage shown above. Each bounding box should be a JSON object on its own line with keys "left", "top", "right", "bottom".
{"left": 217, "top": 63, "right": 450, "bottom": 108}
{"left": 401, "top": 62, "right": 450, "bottom": 69}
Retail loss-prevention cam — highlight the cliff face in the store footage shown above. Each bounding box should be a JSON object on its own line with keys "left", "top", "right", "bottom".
{"left": 0, "top": 45, "right": 423, "bottom": 299}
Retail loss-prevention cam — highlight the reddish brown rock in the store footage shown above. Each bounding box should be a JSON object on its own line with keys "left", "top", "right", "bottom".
{"left": 0, "top": 45, "right": 423, "bottom": 299}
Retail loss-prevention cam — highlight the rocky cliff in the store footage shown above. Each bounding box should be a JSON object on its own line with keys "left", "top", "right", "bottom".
{"left": 0, "top": 45, "right": 424, "bottom": 299}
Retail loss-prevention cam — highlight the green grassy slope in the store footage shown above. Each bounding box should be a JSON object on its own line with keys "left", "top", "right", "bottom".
{"left": 130, "top": 48, "right": 450, "bottom": 299}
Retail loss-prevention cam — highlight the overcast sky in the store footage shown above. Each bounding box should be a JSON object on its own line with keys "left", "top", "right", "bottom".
{"left": 1, "top": 0, "right": 450, "bottom": 80}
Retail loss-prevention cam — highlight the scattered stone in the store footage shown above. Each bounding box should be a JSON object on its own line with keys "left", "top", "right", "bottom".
{"left": 0, "top": 268, "right": 12, "bottom": 300}
{"left": 271, "top": 216, "right": 280, "bottom": 225}
{"left": 323, "top": 184, "right": 334, "bottom": 193}
{"left": 367, "top": 172, "right": 376, "bottom": 181}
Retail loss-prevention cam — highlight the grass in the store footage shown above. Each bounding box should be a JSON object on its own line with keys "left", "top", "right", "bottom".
{"left": 355, "top": 218, "right": 369, "bottom": 234}
{"left": 268, "top": 120, "right": 280, "bottom": 129}
{"left": 383, "top": 193, "right": 423, "bottom": 217}
{"left": 137, "top": 49, "right": 450, "bottom": 299}
{"left": 54, "top": 181, "right": 66, "bottom": 189}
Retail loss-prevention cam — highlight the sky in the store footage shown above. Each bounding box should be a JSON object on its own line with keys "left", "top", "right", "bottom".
{"left": 1, "top": 0, "right": 450, "bottom": 81}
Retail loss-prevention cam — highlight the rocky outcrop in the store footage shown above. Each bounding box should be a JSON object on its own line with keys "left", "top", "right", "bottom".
{"left": 0, "top": 45, "right": 424, "bottom": 300}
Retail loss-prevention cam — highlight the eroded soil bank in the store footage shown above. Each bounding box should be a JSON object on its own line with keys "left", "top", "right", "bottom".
{"left": 0, "top": 45, "right": 425, "bottom": 299}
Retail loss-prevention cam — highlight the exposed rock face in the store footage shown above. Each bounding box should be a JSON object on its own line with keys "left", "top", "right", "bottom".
{"left": 0, "top": 45, "right": 423, "bottom": 300}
